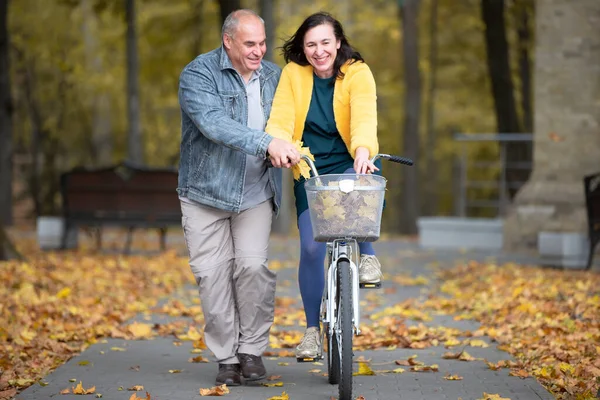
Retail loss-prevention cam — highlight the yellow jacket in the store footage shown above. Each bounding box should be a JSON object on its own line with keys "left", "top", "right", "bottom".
{"left": 265, "top": 61, "right": 379, "bottom": 159}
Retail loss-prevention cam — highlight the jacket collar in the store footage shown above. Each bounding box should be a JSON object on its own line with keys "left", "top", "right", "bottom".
{"left": 219, "top": 45, "right": 235, "bottom": 71}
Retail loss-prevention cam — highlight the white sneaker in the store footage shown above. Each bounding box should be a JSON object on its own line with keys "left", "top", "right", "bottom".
{"left": 295, "top": 327, "right": 321, "bottom": 358}
{"left": 358, "top": 255, "right": 382, "bottom": 283}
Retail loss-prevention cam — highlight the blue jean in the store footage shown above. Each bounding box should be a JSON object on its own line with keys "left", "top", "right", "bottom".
{"left": 297, "top": 210, "right": 375, "bottom": 328}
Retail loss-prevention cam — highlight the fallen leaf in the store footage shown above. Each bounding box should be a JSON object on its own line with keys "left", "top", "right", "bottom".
{"left": 477, "top": 393, "right": 511, "bottom": 400}
{"left": 60, "top": 388, "right": 71, "bottom": 395}
{"left": 127, "top": 385, "right": 144, "bottom": 391}
{"left": 442, "top": 351, "right": 461, "bottom": 359}
{"left": 410, "top": 364, "right": 439, "bottom": 372}
{"left": 261, "top": 382, "right": 284, "bottom": 387}
{"left": 509, "top": 369, "right": 529, "bottom": 379}
{"left": 0, "top": 388, "right": 17, "bottom": 399}
{"left": 443, "top": 374, "right": 463, "bottom": 380}
{"left": 56, "top": 287, "right": 72, "bottom": 299}
{"left": 127, "top": 322, "right": 154, "bottom": 339}
{"left": 129, "top": 392, "right": 152, "bottom": 400}
{"left": 168, "top": 369, "right": 182, "bottom": 374}
{"left": 72, "top": 381, "right": 96, "bottom": 394}
{"left": 189, "top": 356, "right": 209, "bottom": 363}
{"left": 353, "top": 362, "right": 375, "bottom": 376}
{"left": 267, "top": 375, "right": 282, "bottom": 381}
{"left": 110, "top": 347, "right": 127, "bottom": 352}
{"left": 458, "top": 351, "right": 477, "bottom": 361}
{"left": 468, "top": 339, "right": 489, "bottom": 348}
{"left": 267, "top": 391, "right": 290, "bottom": 400}
{"left": 199, "top": 384, "right": 229, "bottom": 396}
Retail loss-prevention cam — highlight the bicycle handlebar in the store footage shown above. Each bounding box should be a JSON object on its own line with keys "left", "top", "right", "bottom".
{"left": 301, "top": 153, "right": 413, "bottom": 177}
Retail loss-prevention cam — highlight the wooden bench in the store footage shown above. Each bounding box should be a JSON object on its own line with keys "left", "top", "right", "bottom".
{"left": 584, "top": 172, "right": 600, "bottom": 270}
{"left": 60, "top": 162, "right": 180, "bottom": 252}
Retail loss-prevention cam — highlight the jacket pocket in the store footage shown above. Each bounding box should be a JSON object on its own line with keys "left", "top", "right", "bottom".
{"left": 191, "top": 149, "right": 209, "bottom": 184}
{"left": 219, "top": 90, "right": 243, "bottom": 121}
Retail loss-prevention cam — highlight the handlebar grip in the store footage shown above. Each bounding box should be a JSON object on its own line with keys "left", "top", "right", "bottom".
{"left": 388, "top": 155, "right": 414, "bottom": 166}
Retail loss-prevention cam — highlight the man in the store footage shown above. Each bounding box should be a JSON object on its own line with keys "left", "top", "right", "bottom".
{"left": 177, "top": 9, "right": 300, "bottom": 386}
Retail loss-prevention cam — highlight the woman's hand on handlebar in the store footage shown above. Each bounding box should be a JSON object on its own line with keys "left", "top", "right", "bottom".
{"left": 354, "top": 147, "right": 379, "bottom": 174}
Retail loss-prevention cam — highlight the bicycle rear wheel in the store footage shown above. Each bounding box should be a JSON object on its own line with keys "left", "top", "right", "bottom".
{"left": 336, "top": 260, "right": 353, "bottom": 399}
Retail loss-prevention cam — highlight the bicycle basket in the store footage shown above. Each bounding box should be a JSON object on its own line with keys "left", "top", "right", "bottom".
{"left": 304, "top": 174, "right": 386, "bottom": 242}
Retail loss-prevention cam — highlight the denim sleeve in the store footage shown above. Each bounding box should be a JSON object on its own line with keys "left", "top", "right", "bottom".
{"left": 178, "top": 63, "right": 272, "bottom": 158}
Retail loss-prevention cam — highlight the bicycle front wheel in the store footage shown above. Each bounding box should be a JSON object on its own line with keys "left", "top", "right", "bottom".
{"left": 336, "top": 260, "right": 353, "bottom": 400}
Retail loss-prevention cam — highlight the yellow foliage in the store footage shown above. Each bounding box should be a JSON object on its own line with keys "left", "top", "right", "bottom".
{"left": 267, "top": 392, "right": 290, "bottom": 400}
{"left": 291, "top": 140, "right": 315, "bottom": 180}
{"left": 199, "top": 384, "right": 229, "bottom": 396}
{"left": 354, "top": 361, "right": 376, "bottom": 376}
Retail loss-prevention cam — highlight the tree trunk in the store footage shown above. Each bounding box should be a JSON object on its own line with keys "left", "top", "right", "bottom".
{"left": 126, "top": 0, "right": 143, "bottom": 164}
{"left": 18, "top": 54, "right": 43, "bottom": 217}
{"left": 481, "top": 0, "right": 531, "bottom": 199}
{"left": 0, "top": 0, "right": 12, "bottom": 226}
{"left": 517, "top": 0, "right": 533, "bottom": 133}
{"left": 83, "top": 0, "right": 113, "bottom": 166}
{"left": 423, "top": 0, "right": 438, "bottom": 216}
{"left": 399, "top": 0, "right": 421, "bottom": 234}
{"left": 190, "top": 0, "right": 205, "bottom": 57}
{"left": 260, "top": 0, "right": 275, "bottom": 62}
{"left": 217, "top": 0, "right": 241, "bottom": 25}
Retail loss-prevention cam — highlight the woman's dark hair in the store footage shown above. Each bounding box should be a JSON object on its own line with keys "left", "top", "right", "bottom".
{"left": 281, "top": 12, "right": 364, "bottom": 79}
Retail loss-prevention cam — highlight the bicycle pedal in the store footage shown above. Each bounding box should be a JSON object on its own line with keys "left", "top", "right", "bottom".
{"left": 296, "top": 356, "right": 321, "bottom": 363}
{"left": 360, "top": 282, "right": 382, "bottom": 289}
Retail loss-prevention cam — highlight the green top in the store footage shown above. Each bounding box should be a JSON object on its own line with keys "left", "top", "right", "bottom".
{"left": 294, "top": 74, "right": 385, "bottom": 219}
{"left": 294, "top": 75, "right": 354, "bottom": 218}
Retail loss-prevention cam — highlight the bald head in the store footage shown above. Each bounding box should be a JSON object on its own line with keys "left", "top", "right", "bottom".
{"left": 222, "top": 9, "right": 264, "bottom": 41}
{"left": 221, "top": 9, "right": 267, "bottom": 81}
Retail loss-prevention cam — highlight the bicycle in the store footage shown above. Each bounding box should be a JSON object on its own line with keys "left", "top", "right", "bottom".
{"left": 296, "top": 153, "right": 414, "bottom": 400}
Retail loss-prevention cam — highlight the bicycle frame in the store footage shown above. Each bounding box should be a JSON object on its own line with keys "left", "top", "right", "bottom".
{"left": 324, "top": 239, "right": 361, "bottom": 338}
{"left": 298, "top": 153, "right": 414, "bottom": 399}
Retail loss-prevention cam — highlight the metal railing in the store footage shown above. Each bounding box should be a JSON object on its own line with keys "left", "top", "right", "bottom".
{"left": 454, "top": 133, "right": 533, "bottom": 218}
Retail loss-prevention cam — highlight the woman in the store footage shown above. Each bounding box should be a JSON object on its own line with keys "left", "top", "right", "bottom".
{"left": 265, "top": 12, "right": 382, "bottom": 359}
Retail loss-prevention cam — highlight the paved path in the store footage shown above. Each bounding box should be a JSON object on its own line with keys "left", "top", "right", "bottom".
{"left": 17, "top": 237, "right": 554, "bottom": 400}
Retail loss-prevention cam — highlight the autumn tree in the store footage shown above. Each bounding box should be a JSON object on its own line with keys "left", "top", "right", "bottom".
{"left": 398, "top": 0, "right": 421, "bottom": 234}
{"left": 82, "top": 0, "right": 112, "bottom": 166}
{"left": 126, "top": 0, "right": 142, "bottom": 164}
{"left": 0, "top": 0, "right": 10, "bottom": 227}
{"left": 216, "top": 0, "right": 240, "bottom": 24}
{"left": 0, "top": 0, "right": 19, "bottom": 261}
{"left": 481, "top": 0, "right": 533, "bottom": 198}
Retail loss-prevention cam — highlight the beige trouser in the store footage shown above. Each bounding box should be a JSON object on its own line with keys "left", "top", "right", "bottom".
{"left": 180, "top": 199, "right": 276, "bottom": 364}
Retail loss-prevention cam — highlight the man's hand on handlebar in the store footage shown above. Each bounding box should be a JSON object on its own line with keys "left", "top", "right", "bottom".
{"left": 267, "top": 138, "right": 301, "bottom": 168}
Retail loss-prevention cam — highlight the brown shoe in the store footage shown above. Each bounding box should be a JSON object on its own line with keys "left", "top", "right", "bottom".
{"left": 237, "top": 353, "right": 266, "bottom": 381}
{"left": 215, "top": 363, "right": 242, "bottom": 386}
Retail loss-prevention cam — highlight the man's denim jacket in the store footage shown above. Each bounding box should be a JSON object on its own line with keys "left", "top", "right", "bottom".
{"left": 177, "top": 46, "right": 282, "bottom": 214}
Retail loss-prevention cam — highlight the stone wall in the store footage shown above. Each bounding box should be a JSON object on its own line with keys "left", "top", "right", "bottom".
{"left": 504, "top": 0, "right": 600, "bottom": 251}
